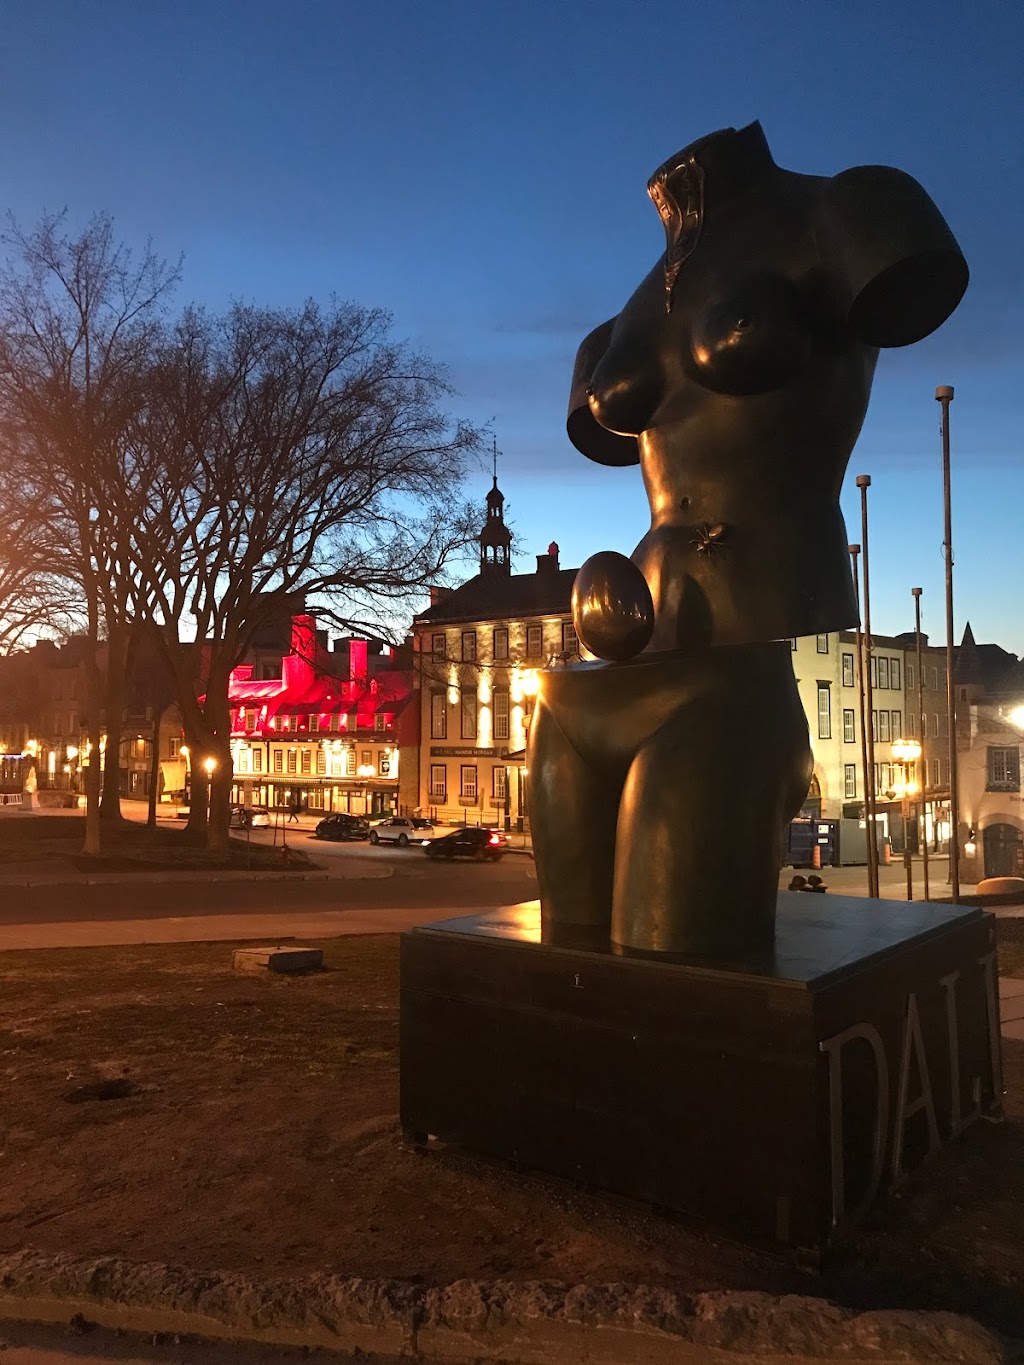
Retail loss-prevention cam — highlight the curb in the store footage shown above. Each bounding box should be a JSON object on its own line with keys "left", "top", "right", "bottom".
{"left": 0, "top": 871, "right": 336, "bottom": 888}
{"left": 0, "top": 1252, "right": 1010, "bottom": 1363}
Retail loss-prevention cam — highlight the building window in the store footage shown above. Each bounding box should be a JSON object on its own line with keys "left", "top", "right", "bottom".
{"left": 462, "top": 630, "right": 477, "bottom": 662}
{"left": 891, "top": 710, "right": 902, "bottom": 739}
{"left": 562, "top": 622, "right": 578, "bottom": 656}
{"left": 841, "top": 652, "right": 854, "bottom": 688}
{"left": 460, "top": 765, "right": 478, "bottom": 800}
{"left": 493, "top": 766, "right": 506, "bottom": 801}
{"left": 878, "top": 710, "right": 890, "bottom": 742}
{"left": 301, "top": 749, "right": 311, "bottom": 774}
{"left": 309, "top": 714, "right": 319, "bottom": 733}
{"left": 816, "top": 634, "right": 828, "bottom": 653}
{"left": 877, "top": 657, "right": 890, "bottom": 690}
{"left": 273, "top": 750, "right": 283, "bottom": 773}
{"left": 429, "top": 764, "right": 446, "bottom": 800}
{"left": 431, "top": 633, "right": 446, "bottom": 660}
{"left": 817, "top": 684, "right": 831, "bottom": 740}
{"left": 493, "top": 689, "right": 509, "bottom": 741}
{"left": 891, "top": 658, "right": 901, "bottom": 690}
{"left": 287, "top": 749, "right": 297, "bottom": 774}
{"left": 461, "top": 690, "right": 478, "bottom": 740}
{"left": 843, "top": 709, "right": 855, "bottom": 743}
{"left": 907, "top": 663, "right": 915, "bottom": 691}
{"left": 430, "top": 692, "right": 446, "bottom": 740}
{"left": 988, "top": 747, "right": 1021, "bottom": 792}
{"left": 169, "top": 736, "right": 181, "bottom": 758}
{"left": 493, "top": 627, "right": 508, "bottom": 661}
{"left": 844, "top": 764, "right": 857, "bottom": 799}
{"left": 316, "top": 748, "right": 326, "bottom": 774}
{"left": 526, "top": 624, "right": 543, "bottom": 658}
{"left": 253, "top": 748, "right": 263, "bottom": 772}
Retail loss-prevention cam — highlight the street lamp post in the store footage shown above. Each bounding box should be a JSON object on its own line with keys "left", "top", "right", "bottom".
{"left": 892, "top": 738, "right": 923, "bottom": 901}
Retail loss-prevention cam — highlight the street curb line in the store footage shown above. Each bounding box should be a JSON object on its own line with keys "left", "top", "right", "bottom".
{"left": 0, "top": 1252, "right": 1009, "bottom": 1363}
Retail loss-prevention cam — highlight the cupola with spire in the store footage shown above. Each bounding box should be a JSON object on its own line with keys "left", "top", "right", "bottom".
{"left": 479, "top": 440, "right": 512, "bottom": 577}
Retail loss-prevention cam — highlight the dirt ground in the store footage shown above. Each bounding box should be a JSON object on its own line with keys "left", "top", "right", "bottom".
{"left": 1, "top": 929, "right": 1023, "bottom": 1340}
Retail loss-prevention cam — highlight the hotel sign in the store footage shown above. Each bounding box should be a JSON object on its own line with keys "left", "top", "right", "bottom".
{"left": 430, "top": 746, "right": 508, "bottom": 758}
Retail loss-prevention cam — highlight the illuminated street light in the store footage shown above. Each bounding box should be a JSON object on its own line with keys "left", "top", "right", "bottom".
{"left": 891, "top": 737, "right": 923, "bottom": 901}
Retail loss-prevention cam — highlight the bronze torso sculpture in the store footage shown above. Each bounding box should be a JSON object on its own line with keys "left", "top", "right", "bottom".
{"left": 529, "top": 121, "right": 967, "bottom": 956}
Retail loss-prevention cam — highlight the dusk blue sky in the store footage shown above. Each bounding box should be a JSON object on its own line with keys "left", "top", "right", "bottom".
{"left": 3, "top": 0, "right": 1021, "bottom": 650}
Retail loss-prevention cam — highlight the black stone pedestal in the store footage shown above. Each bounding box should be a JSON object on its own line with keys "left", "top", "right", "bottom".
{"left": 400, "top": 895, "right": 1002, "bottom": 1256}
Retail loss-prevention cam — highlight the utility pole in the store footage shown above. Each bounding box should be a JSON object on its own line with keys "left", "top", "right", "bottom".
{"left": 912, "top": 587, "right": 930, "bottom": 901}
{"left": 936, "top": 386, "right": 960, "bottom": 902}
{"left": 849, "top": 543, "right": 876, "bottom": 898}
{"left": 856, "top": 476, "right": 880, "bottom": 897}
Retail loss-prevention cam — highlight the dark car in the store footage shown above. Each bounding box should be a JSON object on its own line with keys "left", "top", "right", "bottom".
{"left": 423, "top": 827, "right": 507, "bottom": 862}
{"left": 314, "top": 813, "right": 370, "bottom": 842}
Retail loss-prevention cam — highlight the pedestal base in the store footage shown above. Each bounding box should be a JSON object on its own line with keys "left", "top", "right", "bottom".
{"left": 400, "top": 895, "right": 1002, "bottom": 1255}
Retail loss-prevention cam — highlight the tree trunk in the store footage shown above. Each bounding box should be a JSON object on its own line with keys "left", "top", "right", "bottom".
{"left": 100, "top": 625, "right": 130, "bottom": 823}
{"left": 82, "top": 664, "right": 103, "bottom": 856}
{"left": 147, "top": 703, "right": 165, "bottom": 827}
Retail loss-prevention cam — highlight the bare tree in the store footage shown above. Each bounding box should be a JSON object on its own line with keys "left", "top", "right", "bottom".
{"left": 0, "top": 212, "right": 179, "bottom": 852}
{"left": 126, "top": 301, "right": 481, "bottom": 850}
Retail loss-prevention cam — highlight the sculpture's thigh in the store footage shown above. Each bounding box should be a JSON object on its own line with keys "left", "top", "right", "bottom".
{"left": 612, "top": 666, "right": 811, "bottom": 956}
{"left": 529, "top": 700, "right": 623, "bottom": 934}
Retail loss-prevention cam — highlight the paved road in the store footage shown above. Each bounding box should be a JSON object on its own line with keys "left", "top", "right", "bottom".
{"left": 0, "top": 839, "right": 538, "bottom": 949}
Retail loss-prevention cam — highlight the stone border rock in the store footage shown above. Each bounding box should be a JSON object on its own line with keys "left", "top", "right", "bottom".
{"left": 0, "top": 1251, "right": 1011, "bottom": 1363}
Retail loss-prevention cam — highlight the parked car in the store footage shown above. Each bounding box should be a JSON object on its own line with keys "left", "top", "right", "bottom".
{"left": 423, "top": 827, "right": 507, "bottom": 862}
{"left": 368, "top": 816, "right": 434, "bottom": 848}
{"left": 314, "top": 813, "right": 370, "bottom": 842}
{"left": 229, "top": 806, "right": 271, "bottom": 830}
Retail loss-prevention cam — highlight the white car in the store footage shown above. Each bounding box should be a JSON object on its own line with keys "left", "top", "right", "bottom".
{"left": 368, "top": 817, "right": 435, "bottom": 848}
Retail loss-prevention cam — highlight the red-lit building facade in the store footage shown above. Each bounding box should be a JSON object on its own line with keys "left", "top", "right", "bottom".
{"left": 217, "top": 613, "right": 416, "bottom": 817}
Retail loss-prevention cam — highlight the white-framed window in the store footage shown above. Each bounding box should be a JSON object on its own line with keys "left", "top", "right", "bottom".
{"left": 816, "top": 634, "right": 828, "bottom": 653}
{"left": 562, "top": 621, "right": 578, "bottom": 656}
{"left": 492, "top": 766, "right": 506, "bottom": 801}
{"left": 841, "top": 652, "right": 855, "bottom": 687}
{"left": 493, "top": 689, "right": 509, "bottom": 741}
{"left": 430, "top": 692, "right": 446, "bottom": 740}
{"left": 817, "top": 684, "right": 831, "bottom": 740}
{"left": 526, "top": 624, "right": 543, "bottom": 658}
{"left": 432, "top": 633, "right": 446, "bottom": 660}
{"left": 844, "top": 764, "right": 857, "bottom": 799}
{"left": 843, "top": 709, "right": 855, "bottom": 744}
{"left": 462, "top": 630, "right": 477, "bottom": 662}
{"left": 988, "top": 747, "right": 1021, "bottom": 791}
{"left": 461, "top": 690, "right": 477, "bottom": 740}
{"left": 493, "top": 627, "right": 508, "bottom": 661}
{"left": 429, "top": 764, "right": 447, "bottom": 799}
{"left": 460, "top": 765, "right": 478, "bottom": 799}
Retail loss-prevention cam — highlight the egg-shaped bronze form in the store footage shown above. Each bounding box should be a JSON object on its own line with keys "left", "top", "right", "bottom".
{"left": 572, "top": 551, "right": 655, "bottom": 662}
